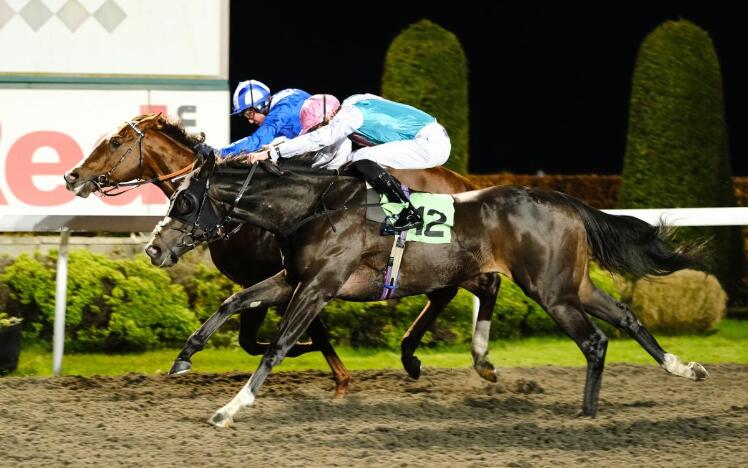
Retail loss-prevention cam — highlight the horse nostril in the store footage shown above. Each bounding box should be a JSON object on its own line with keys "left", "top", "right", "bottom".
{"left": 145, "top": 245, "right": 161, "bottom": 258}
{"left": 64, "top": 171, "right": 79, "bottom": 184}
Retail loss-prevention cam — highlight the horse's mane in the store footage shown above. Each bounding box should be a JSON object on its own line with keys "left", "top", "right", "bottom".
{"left": 135, "top": 114, "right": 206, "bottom": 147}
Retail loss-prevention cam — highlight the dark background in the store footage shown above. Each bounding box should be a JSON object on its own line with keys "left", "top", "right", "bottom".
{"left": 228, "top": 2, "right": 747, "bottom": 176}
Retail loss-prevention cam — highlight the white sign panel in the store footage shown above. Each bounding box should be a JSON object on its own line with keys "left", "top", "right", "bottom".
{"left": 0, "top": 0, "right": 228, "bottom": 78}
{"left": 0, "top": 87, "right": 229, "bottom": 230}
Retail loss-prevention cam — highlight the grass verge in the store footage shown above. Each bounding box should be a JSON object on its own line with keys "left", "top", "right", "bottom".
{"left": 10, "top": 320, "right": 748, "bottom": 377}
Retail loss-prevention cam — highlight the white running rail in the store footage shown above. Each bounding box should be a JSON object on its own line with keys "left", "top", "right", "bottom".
{"left": 602, "top": 207, "right": 748, "bottom": 227}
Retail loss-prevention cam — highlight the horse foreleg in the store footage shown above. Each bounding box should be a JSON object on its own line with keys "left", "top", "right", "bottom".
{"left": 238, "top": 307, "right": 270, "bottom": 355}
{"left": 460, "top": 273, "right": 501, "bottom": 383}
{"left": 581, "top": 286, "right": 708, "bottom": 381}
{"left": 169, "top": 271, "right": 293, "bottom": 375}
{"left": 400, "top": 287, "right": 458, "bottom": 379}
{"left": 209, "top": 277, "right": 336, "bottom": 427}
{"left": 306, "top": 319, "right": 351, "bottom": 397}
{"left": 238, "top": 304, "right": 317, "bottom": 357}
{"left": 238, "top": 304, "right": 351, "bottom": 397}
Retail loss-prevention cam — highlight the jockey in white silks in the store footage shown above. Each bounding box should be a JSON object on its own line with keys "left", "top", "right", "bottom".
{"left": 243, "top": 93, "right": 452, "bottom": 232}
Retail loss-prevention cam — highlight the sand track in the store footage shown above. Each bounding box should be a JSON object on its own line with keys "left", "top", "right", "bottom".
{"left": 1, "top": 364, "right": 746, "bottom": 467}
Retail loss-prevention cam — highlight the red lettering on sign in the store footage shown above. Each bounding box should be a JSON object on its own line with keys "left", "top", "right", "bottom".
{"left": 140, "top": 105, "right": 168, "bottom": 116}
{"left": 0, "top": 122, "right": 6, "bottom": 205}
{"left": 6, "top": 131, "right": 79, "bottom": 206}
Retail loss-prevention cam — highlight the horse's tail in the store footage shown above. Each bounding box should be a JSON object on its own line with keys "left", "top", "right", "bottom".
{"left": 558, "top": 193, "right": 704, "bottom": 278}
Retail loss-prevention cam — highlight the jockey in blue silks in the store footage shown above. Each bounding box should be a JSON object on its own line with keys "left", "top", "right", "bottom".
{"left": 218, "top": 80, "right": 311, "bottom": 158}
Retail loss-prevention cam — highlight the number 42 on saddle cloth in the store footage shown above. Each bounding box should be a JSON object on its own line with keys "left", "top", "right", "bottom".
{"left": 366, "top": 188, "right": 455, "bottom": 243}
{"left": 366, "top": 187, "right": 455, "bottom": 299}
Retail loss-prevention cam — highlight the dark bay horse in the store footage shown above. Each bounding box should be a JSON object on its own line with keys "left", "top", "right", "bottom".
{"left": 62, "top": 114, "right": 489, "bottom": 395}
{"left": 145, "top": 151, "right": 707, "bottom": 427}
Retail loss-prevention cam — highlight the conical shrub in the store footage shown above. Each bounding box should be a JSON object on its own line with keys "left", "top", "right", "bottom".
{"left": 381, "top": 19, "right": 469, "bottom": 174}
{"left": 618, "top": 20, "right": 744, "bottom": 297}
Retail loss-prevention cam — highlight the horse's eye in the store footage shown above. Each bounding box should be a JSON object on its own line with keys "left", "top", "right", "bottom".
{"left": 174, "top": 194, "right": 194, "bottom": 215}
{"left": 111, "top": 138, "right": 122, "bottom": 149}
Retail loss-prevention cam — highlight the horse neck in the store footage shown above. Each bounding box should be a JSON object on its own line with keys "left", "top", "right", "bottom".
{"left": 144, "top": 132, "right": 196, "bottom": 197}
{"left": 214, "top": 170, "right": 362, "bottom": 236}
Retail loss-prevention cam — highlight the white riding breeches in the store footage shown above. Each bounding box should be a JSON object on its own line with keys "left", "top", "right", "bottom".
{"left": 349, "top": 122, "right": 451, "bottom": 170}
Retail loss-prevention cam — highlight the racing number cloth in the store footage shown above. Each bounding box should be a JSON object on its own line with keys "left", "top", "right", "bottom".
{"left": 380, "top": 193, "right": 455, "bottom": 243}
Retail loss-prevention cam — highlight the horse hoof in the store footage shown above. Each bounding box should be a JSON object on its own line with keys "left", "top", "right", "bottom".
{"left": 331, "top": 386, "right": 347, "bottom": 399}
{"left": 208, "top": 411, "right": 233, "bottom": 428}
{"left": 475, "top": 361, "right": 498, "bottom": 383}
{"left": 403, "top": 356, "right": 421, "bottom": 380}
{"left": 689, "top": 362, "right": 709, "bottom": 381}
{"left": 169, "top": 360, "right": 192, "bottom": 376}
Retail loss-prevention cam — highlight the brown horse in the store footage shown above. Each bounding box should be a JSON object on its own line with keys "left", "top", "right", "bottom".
{"left": 63, "top": 113, "right": 492, "bottom": 395}
{"left": 146, "top": 150, "right": 707, "bottom": 427}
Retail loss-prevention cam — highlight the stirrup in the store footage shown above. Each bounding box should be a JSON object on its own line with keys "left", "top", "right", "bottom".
{"left": 387, "top": 209, "right": 424, "bottom": 233}
{"left": 382, "top": 216, "right": 398, "bottom": 236}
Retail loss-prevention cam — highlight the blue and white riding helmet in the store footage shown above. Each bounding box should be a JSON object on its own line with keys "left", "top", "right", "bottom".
{"left": 231, "top": 80, "right": 271, "bottom": 115}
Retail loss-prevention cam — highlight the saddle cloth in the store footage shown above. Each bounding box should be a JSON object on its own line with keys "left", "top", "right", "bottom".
{"left": 365, "top": 188, "right": 455, "bottom": 243}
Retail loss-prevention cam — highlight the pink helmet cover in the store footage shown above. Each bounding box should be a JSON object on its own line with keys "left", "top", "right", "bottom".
{"left": 300, "top": 94, "right": 341, "bottom": 134}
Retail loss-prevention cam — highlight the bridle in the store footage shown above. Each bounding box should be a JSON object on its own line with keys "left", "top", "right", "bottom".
{"left": 90, "top": 120, "right": 193, "bottom": 196}
{"left": 169, "top": 162, "right": 260, "bottom": 250}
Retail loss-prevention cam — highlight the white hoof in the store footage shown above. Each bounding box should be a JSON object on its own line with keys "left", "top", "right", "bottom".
{"left": 208, "top": 411, "right": 233, "bottom": 428}
{"left": 662, "top": 353, "right": 709, "bottom": 381}
{"left": 688, "top": 362, "right": 709, "bottom": 381}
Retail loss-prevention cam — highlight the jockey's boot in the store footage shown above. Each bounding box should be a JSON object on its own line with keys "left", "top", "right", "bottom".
{"left": 352, "top": 160, "right": 424, "bottom": 232}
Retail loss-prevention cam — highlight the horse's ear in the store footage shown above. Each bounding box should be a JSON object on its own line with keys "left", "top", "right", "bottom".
{"left": 194, "top": 147, "right": 216, "bottom": 174}
{"left": 154, "top": 113, "right": 165, "bottom": 129}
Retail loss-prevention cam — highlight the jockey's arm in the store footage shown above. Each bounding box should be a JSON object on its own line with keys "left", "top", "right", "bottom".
{"left": 272, "top": 106, "right": 362, "bottom": 160}
{"left": 218, "top": 105, "right": 292, "bottom": 158}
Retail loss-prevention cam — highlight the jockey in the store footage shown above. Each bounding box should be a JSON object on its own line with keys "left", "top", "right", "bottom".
{"left": 244, "top": 93, "right": 451, "bottom": 232}
{"left": 218, "top": 80, "right": 311, "bottom": 158}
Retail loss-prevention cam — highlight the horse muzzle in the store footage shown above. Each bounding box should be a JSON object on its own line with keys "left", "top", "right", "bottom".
{"left": 145, "top": 242, "right": 179, "bottom": 268}
{"left": 63, "top": 171, "right": 97, "bottom": 198}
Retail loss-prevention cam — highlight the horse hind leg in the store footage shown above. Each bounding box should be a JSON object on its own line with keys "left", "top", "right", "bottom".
{"left": 400, "top": 287, "right": 458, "bottom": 379}
{"left": 541, "top": 297, "right": 609, "bottom": 417}
{"left": 460, "top": 273, "right": 501, "bottom": 383}
{"left": 581, "top": 285, "right": 708, "bottom": 381}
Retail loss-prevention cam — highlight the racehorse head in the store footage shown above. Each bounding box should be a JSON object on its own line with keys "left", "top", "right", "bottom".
{"left": 145, "top": 151, "right": 224, "bottom": 267}
{"left": 63, "top": 113, "right": 202, "bottom": 198}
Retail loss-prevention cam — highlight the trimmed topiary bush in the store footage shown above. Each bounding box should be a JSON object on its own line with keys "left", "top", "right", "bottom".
{"left": 381, "top": 19, "right": 469, "bottom": 174}
{"left": 623, "top": 270, "right": 727, "bottom": 333}
{"left": 618, "top": 19, "right": 744, "bottom": 298}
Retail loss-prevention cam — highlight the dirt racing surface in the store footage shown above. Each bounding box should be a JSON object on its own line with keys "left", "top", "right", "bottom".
{"left": 1, "top": 364, "right": 747, "bottom": 467}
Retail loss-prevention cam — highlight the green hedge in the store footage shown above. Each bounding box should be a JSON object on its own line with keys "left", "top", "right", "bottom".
{"left": 0, "top": 250, "right": 623, "bottom": 352}
{"left": 381, "top": 19, "right": 469, "bottom": 174}
{"left": 0, "top": 251, "right": 199, "bottom": 352}
{"left": 618, "top": 20, "right": 745, "bottom": 297}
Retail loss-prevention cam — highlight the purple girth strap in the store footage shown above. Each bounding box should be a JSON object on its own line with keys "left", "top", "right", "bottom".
{"left": 380, "top": 185, "right": 410, "bottom": 300}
